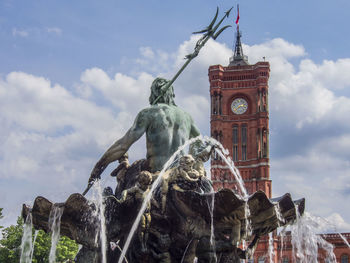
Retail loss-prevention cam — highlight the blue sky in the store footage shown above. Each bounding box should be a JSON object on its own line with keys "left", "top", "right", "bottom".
{"left": 1, "top": 0, "right": 350, "bottom": 232}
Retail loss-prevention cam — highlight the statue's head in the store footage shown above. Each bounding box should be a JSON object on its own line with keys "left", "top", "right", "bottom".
{"left": 149, "top": 77, "right": 176, "bottom": 106}
{"left": 138, "top": 171, "right": 152, "bottom": 187}
{"left": 179, "top": 155, "right": 195, "bottom": 171}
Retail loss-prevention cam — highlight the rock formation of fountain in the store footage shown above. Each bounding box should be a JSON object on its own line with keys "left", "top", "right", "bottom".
{"left": 22, "top": 137, "right": 304, "bottom": 263}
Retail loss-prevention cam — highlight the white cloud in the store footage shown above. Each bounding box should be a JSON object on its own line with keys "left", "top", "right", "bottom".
{"left": 0, "top": 72, "right": 137, "bottom": 184}
{"left": 12, "top": 28, "right": 29, "bottom": 37}
{"left": 46, "top": 27, "right": 62, "bottom": 35}
{"left": 134, "top": 47, "right": 174, "bottom": 74}
{"left": 78, "top": 68, "right": 153, "bottom": 114}
{"left": 139, "top": 46, "right": 154, "bottom": 59}
{"left": 325, "top": 213, "right": 350, "bottom": 233}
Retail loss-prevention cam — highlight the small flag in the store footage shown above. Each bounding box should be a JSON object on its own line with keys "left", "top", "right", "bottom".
{"left": 235, "top": 5, "right": 240, "bottom": 25}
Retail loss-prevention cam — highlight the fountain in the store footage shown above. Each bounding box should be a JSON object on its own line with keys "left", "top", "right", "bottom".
{"left": 21, "top": 7, "right": 305, "bottom": 263}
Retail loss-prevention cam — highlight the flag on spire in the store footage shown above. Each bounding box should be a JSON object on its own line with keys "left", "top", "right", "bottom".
{"left": 235, "top": 4, "right": 240, "bottom": 25}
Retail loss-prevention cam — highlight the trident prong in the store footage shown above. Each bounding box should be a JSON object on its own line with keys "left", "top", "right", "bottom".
{"left": 152, "top": 7, "right": 233, "bottom": 105}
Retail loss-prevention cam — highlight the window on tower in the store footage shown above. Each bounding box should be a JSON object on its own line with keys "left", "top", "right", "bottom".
{"left": 341, "top": 254, "right": 349, "bottom": 263}
{"left": 241, "top": 124, "right": 247, "bottom": 160}
{"left": 233, "top": 125, "right": 238, "bottom": 162}
{"left": 263, "top": 128, "right": 268, "bottom": 158}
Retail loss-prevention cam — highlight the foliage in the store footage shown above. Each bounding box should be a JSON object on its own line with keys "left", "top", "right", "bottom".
{"left": 0, "top": 215, "right": 79, "bottom": 263}
{"left": 31, "top": 230, "right": 50, "bottom": 263}
{"left": 0, "top": 217, "right": 23, "bottom": 263}
{"left": 56, "top": 235, "right": 79, "bottom": 262}
{"left": 0, "top": 208, "right": 3, "bottom": 229}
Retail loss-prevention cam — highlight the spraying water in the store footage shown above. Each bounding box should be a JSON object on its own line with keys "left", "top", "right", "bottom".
{"left": 339, "top": 233, "right": 350, "bottom": 249}
{"left": 117, "top": 136, "right": 207, "bottom": 263}
{"left": 180, "top": 238, "right": 194, "bottom": 263}
{"left": 206, "top": 186, "right": 217, "bottom": 262}
{"left": 48, "top": 205, "right": 64, "bottom": 263}
{"left": 213, "top": 144, "right": 248, "bottom": 199}
{"left": 211, "top": 138, "right": 253, "bottom": 258}
{"left": 274, "top": 203, "right": 285, "bottom": 225}
{"left": 20, "top": 213, "right": 33, "bottom": 263}
{"left": 306, "top": 214, "right": 350, "bottom": 250}
{"left": 291, "top": 210, "right": 336, "bottom": 263}
{"left": 243, "top": 202, "right": 252, "bottom": 240}
{"left": 117, "top": 136, "right": 254, "bottom": 263}
{"left": 268, "top": 232, "right": 275, "bottom": 263}
{"left": 30, "top": 230, "right": 39, "bottom": 262}
{"left": 91, "top": 181, "right": 108, "bottom": 263}
{"left": 279, "top": 227, "right": 287, "bottom": 260}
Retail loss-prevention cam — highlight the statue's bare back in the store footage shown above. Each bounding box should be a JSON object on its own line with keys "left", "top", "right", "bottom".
{"left": 89, "top": 102, "right": 200, "bottom": 181}
{"left": 144, "top": 104, "right": 199, "bottom": 172}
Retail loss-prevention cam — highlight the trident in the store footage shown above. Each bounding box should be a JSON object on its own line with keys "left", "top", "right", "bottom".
{"left": 152, "top": 6, "right": 233, "bottom": 105}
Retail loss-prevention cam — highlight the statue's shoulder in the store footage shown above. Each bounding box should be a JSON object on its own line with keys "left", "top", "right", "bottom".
{"left": 140, "top": 104, "right": 192, "bottom": 121}
{"left": 143, "top": 104, "right": 174, "bottom": 114}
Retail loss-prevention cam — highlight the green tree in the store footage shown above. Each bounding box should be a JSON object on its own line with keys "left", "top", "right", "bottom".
{"left": 0, "top": 217, "right": 23, "bottom": 263}
{"left": 0, "top": 215, "right": 79, "bottom": 263}
{"left": 0, "top": 208, "right": 3, "bottom": 229}
{"left": 56, "top": 236, "right": 79, "bottom": 262}
{"left": 31, "top": 230, "right": 50, "bottom": 263}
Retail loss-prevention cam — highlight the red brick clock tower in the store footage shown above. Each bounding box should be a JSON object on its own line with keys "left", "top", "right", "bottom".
{"left": 209, "top": 28, "right": 271, "bottom": 198}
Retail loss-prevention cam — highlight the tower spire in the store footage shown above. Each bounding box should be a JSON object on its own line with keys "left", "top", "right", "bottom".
{"left": 229, "top": 5, "right": 249, "bottom": 66}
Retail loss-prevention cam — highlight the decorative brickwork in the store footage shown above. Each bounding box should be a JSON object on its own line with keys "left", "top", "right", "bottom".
{"left": 209, "top": 61, "right": 271, "bottom": 198}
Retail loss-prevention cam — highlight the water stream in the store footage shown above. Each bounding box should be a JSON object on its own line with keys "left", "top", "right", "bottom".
{"left": 339, "top": 233, "right": 350, "bottom": 249}
{"left": 91, "top": 181, "right": 108, "bottom": 263}
{"left": 213, "top": 145, "right": 248, "bottom": 199}
{"left": 180, "top": 238, "right": 194, "bottom": 263}
{"left": 274, "top": 203, "right": 285, "bottom": 225}
{"left": 117, "top": 136, "right": 251, "bottom": 263}
{"left": 291, "top": 210, "right": 336, "bottom": 263}
{"left": 268, "top": 232, "right": 275, "bottom": 263}
{"left": 212, "top": 139, "right": 253, "bottom": 262}
{"left": 48, "top": 205, "right": 64, "bottom": 263}
{"left": 279, "top": 227, "right": 287, "bottom": 260}
{"left": 20, "top": 213, "right": 33, "bottom": 263}
{"left": 117, "top": 136, "right": 207, "bottom": 263}
{"left": 206, "top": 187, "right": 217, "bottom": 262}
{"left": 30, "top": 230, "right": 39, "bottom": 262}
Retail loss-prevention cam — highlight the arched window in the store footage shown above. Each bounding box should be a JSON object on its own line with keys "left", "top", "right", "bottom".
{"left": 341, "top": 254, "right": 349, "bottom": 263}
{"left": 282, "top": 257, "right": 289, "bottom": 263}
{"left": 258, "top": 257, "right": 265, "bottom": 263}
{"left": 232, "top": 125, "right": 238, "bottom": 161}
{"left": 241, "top": 124, "right": 247, "bottom": 160}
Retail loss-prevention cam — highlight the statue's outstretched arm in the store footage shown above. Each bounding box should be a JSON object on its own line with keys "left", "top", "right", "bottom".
{"left": 190, "top": 121, "right": 200, "bottom": 138}
{"left": 89, "top": 111, "right": 148, "bottom": 183}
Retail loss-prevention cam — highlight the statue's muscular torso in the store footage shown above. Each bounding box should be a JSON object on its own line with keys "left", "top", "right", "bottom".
{"left": 89, "top": 103, "right": 200, "bottom": 181}
{"left": 138, "top": 104, "right": 199, "bottom": 172}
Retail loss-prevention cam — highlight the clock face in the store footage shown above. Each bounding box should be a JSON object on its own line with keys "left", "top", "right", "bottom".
{"left": 231, "top": 98, "right": 248, "bottom": 114}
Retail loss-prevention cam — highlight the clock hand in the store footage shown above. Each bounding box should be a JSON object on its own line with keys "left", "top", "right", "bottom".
{"left": 234, "top": 104, "right": 244, "bottom": 111}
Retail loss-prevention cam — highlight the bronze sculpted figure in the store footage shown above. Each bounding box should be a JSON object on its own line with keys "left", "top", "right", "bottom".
{"left": 88, "top": 77, "right": 200, "bottom": 183}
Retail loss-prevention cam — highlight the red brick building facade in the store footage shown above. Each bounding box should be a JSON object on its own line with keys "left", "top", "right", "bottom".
{"left": 209, "top": 28, "right": 350, "bottom": 262}
{"left": 209, "top": 28, "right": 271, "bottom": 197}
